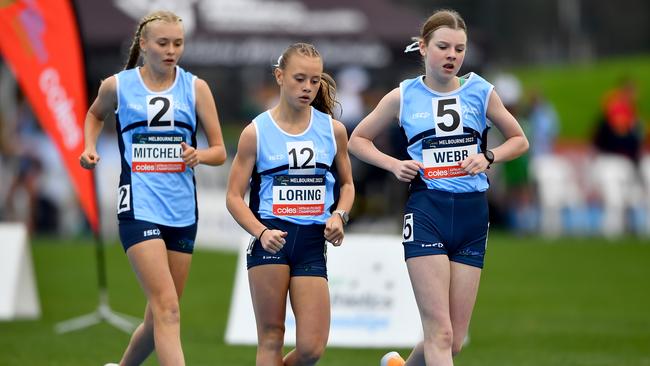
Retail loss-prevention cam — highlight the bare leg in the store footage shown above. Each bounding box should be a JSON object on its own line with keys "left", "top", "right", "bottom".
{"left": 406, "top": 255, "right": 453, "bottom": 366}
{"left": 283, "top": 276, "right": 330, "bottom": 366}
{"left": 403, "top": 260, "right": 482, "bottom": 365}
{"left": 124, "top": 240, "right": 185, "bottom": 366}
{"left": 449, "top": 261, "right": 481, "bottom": 356}
{"left": 120, "top": 249, "right": 192, "bottom": 365}
{"left": 249, "top": 265, "right": 291, "bottom": 366}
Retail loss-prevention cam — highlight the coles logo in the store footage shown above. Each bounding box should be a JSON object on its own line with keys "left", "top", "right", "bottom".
{"left": 135, "top": 165, "right": 155, "bottom": 172}
{"left": 426, "top": 169, "right": 448, "bottom": 178}
{"left": 275, "top": 206, "right": 297, "bottom": 214}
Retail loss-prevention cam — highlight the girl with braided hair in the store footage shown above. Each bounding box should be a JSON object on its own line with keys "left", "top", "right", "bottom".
{"left": 79, "top": 10, "right": 226, "bottom": 365}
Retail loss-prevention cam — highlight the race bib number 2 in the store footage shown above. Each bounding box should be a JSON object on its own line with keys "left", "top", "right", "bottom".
{"left": 147, "top": 95, "right": 174, "bottom": 130}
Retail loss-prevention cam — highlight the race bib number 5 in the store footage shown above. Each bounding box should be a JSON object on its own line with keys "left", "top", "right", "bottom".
{"left": 272, "top": 175, "right": 325, "bottom": 216}
{"left": 131, "top": 133, "right": 185, "bottom": 173}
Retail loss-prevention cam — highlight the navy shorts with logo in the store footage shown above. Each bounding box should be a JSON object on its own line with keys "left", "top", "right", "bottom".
{"left": 247, "top": 218, "right": 328, "bottom": 278}
{"left": 118, "top": 219, "right": 197, "bottom": 254}
{"left": 402, "top": 189, "right": 489, "bottom": 268}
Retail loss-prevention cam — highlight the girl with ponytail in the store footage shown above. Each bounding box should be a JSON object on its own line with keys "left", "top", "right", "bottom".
{"left": 226, "top": 42, "right": 354, "bottom": 365}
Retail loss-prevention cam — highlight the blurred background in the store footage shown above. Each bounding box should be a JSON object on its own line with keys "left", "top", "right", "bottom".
{"left": 1, "top": 0, "right": 649, "bottom": 365}
{"left": 2, "top": 0, "right": 649, "bottom": 239}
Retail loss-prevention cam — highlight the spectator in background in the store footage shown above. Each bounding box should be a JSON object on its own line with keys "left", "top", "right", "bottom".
{"left": 334, "top": 65, "right": 370, "bottom": 135}
{"left": 1, "top": 91, "right": 50, "bottom": 234}
{"left": 491, "top": 73, "right": 533, "bottom": 232}
{"left": 526, "top": 88, "right": 559, "bottom": 158}
{"left": 593, "top": 77, "right": 644, "bottom": 163}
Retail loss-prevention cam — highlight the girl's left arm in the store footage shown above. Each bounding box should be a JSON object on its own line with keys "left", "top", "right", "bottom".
{"left": 190, "top": 78, "right": 227, "bottom": 167}
{"left": 324, "top": 120, "right": 355, "bottom": 245}
{"left": 485, "top": 89, "right": 529, "bottom": 164}
{"left": 332, "top": 120, "right": 355, "bottom": 213}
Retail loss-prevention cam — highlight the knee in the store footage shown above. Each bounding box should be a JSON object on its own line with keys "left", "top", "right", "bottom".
{"left": 425, "top": 326, "right": 454, "bottom": 352}
{"left": 151, "top": 294, "right": 180, "bottom": 325}
{"left": 294, "top": 342, "right": 326, "bottom": 364}
{"left": 258, "top": 323, "right": 285, "bottom": 352}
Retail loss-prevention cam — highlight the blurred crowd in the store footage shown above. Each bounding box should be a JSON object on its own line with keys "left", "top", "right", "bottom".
{"left": 1, "top": 64, "right": 648, "bottom": 239}
{"left": 490, "top": 74, "right": 650, "bottom": 237}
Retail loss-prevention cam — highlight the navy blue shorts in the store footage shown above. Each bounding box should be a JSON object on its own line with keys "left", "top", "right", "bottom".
{"left": 402, "top": 189, "right": 489, "bottom": 268}
{"left": 246, "top": 218, "right": 328, "bottom": 278}
{"left": 118, "top": 219, "right": 197, "bottom": 254}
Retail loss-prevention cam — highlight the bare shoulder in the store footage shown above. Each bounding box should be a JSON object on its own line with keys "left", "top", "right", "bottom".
{"left": 98, "top": 75, "right": 117, "bottom": 94}
{"left": 236, "top": 122, "right": 258, "bottom": 154}
{"left": 331, "top": 119, "right": 348, "bottom": 137}
{"left": 194, "top": 78, "right": 213, "bottom": 98}
{"left": 382, "top": 87, "right": 401, "bottom": 107}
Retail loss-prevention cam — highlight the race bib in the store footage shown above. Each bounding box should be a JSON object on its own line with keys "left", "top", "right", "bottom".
{"left": 272, "top": 175, "right": 325, "bottom": 216}
{"left": 422, "top": 134, "right": 477, "bottom": 179}
{"left": 131, "top": 133, "right": 185, "bottom": 173}
{"left": 147, "top": 94, "right": 175, "bottom": 130}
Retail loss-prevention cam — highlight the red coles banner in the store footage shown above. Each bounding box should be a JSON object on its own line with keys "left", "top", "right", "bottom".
{"left": 0, "top": 0, "right": 99, "bottom": 233}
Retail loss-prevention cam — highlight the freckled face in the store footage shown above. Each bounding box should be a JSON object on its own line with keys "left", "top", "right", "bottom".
{"left": 275, "top": 54, "right": 323, "bottom": 108}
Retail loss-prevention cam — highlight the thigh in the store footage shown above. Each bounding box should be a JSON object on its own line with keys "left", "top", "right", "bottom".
{"left": 167, "top": 250, "right": 192, "bottom": 298}
{"left": 288, "top": 276, "right": 330, "bottom": 347}
{"left": 126, "top": 239, "right": 175, "bottom": 299}
{"left": 449, "top": 261, "right": 481, "bottom": 344}
{"left": 406, "top": 255, "right": 452, "bottom": 333}
{"left": 248, "top": 265, "right": 291, "bottom": 331}
{"left": 158, "top": 224, "right": 195, "bottom": 297}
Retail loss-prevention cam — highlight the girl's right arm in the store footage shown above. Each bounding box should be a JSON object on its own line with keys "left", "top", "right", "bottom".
{"left": 348, "top": 88, "right": 423, "bottom": 182}
{"left": 225, "top": 124, "right": 287, "bottom": 254}
{"left": 79, "top": 76, "right": 117, "bottom": 169}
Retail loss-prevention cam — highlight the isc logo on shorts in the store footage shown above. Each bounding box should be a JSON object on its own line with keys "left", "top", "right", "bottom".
{"left": 403, "top": 213, "right": 414, "bottom": 242}
{"left": 143, "top": 229, "right": 161, "bottom": 237}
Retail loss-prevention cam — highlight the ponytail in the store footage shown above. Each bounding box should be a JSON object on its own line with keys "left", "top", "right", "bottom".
{"left": 312, "top": 72, "right": 339, "bottom": 117}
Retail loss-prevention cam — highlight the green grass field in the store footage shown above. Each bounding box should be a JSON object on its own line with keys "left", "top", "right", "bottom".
{"left": 1, "top": 234, "right": 649, "bottom": 365}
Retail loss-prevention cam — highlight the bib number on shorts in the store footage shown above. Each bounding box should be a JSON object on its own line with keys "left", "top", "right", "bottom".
{"left": 403, "top": 213, "right": 414, "bottom": 242}
{"left": 117, "top": 184, "right": 131, "bottom": 214}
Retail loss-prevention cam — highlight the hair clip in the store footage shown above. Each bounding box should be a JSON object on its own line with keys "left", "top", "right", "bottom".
{"left": 404, "top": 41, "right": 420, "bottom": 53}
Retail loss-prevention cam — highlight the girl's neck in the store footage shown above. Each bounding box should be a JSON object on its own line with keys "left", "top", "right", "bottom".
{"left": 140, "top": 65, "right": 176, "bottom": 91}
{"left": 270, "top": 102, "right": 311, "bottom": 134}
{"left": 423, "top": 73, "right": 460, "bottom": 93}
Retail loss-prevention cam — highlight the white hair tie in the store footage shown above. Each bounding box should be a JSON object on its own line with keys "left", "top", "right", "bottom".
{"left": 404, "top": 41, "right": 419, "bottom": 53}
